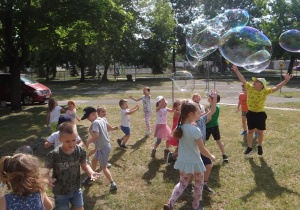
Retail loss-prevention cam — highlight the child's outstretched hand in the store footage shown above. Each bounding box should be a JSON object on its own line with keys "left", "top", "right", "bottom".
{"left": 48, "top": 178, "right": 56, "bottom": 190}
{"left": 128, "top": 95, "right": 133, "bottom": 99}
{"left": 90, "top": 172, "right": 101, "bottom": 181}
{"left": 231, "top": 65, "right": 238, "bottom": 71}
{"left": 210, "top": 155, "right": 216, "bottom": 162}
{"left": 210, "top": 90, "right": 219, "bottom": 99}
{"left": 284, "top": 73, "right": 293, "bottom": 82}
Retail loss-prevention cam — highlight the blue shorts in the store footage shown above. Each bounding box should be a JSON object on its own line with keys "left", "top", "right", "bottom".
{"left": 201, "top": 154, "right": 212, "bottom": 165}
{"left": 94, "top": 144, "right": 111, "bottom": 166}
{"left": 54, "top": 189, "right": 84, "bottom": 210}
{"left": 121, "top": 126, "right": 130, "bottom": 135}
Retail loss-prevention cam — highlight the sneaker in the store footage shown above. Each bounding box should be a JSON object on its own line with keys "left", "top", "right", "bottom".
{"left": 254, "top": 132, "right": 258, "bottom": 138}
{"left": 222, "top": 154, "right": 229, "bottom": 163}
{"left": 151, "top": 149, "right": 156, "bottom": 158}
{"left": 203, "top": 184, "right": 215, "bottom": 194}
{"left": 185, "top": 183, "right": 194, "bottom": 194}
{"left": 167, "top": 152, "right": 174, "bottom": 165}
{"left": 107, "top": 163, "right": 112, "bottom": 168}
{"left": 117, "top": 138, "right": 122, "bottom": 147}
{"left": 145, "top": 131, "right": 151, "bottom": 136}
{"left": 240, "top": 130, "right": 247, "bottom": 135}
{"left": 164, "top": 149, "right": 170, "bottom": 156}
{"left": 257, "top": 146, "right": 263, "bottom": 155}
{"left": 163, "top": 203, "right": 173, "bottom": 210}
{"left": 110, "top": 181, "right": 117, "bottom": 191}
{"left": 120, "top": 144, "right": 128, "bottom": 149}
{"left": 244, "top": 147, "right": 253, "bottom": 154}
{"left": 82, "top": 176, "right": 91, "bottom": 185}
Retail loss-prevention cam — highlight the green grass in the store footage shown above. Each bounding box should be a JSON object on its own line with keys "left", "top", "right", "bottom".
{"left": 1, "top": 102, "right": 299, "bottom": 209}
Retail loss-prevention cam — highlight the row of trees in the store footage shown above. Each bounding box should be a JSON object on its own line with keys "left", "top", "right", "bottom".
{"left": 1, "top": 0, "right": 300, "bottom": 110}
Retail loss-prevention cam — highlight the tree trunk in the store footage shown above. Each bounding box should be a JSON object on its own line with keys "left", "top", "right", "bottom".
{"left": 52, "top": 64, "right": 57, "bottom": 79}
{"left": 172, "top": 47, "right": 176, "bottom": 73}
{"left": 288, "top": 54, "right": 295, "bottom": 75}
{"left": 80, "top": 66, "right": 85, "bottom": 82}
{"left": 102, "top": 62, "right": 110, "bottom": 81}
{"left": 46, "top": 66, "right": 50, "bottom": 81}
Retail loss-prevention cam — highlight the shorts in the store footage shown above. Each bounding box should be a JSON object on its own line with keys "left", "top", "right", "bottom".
{"left": 246, "top": 111, "right": 267, "bottom": 130}
{"left": 201, "top": 154, "right": 212, "bottom": 165}
{"left": 242, "top": 111, "right": 248, "bottom": 116}
{"left": 121, "top": 126, "right": 130, "bottom": 135}
{"left": 54, "top": 189, "right": 84, "bottom": 210}
{"left": 94, "top": 144, "right": 111, "bottom": 166}
{"left": 206, "top": 125, "right": 220, "bottom": 141}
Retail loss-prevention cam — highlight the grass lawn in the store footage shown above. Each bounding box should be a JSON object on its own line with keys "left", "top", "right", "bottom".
{"left": 0, "top": 101, "right": 299, "bottom": 209}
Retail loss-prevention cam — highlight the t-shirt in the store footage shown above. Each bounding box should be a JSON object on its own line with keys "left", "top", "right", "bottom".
{"left": 92, "top": 117, "right": 110, "bottom": 150}
{"left": 47, "top": 131, "right": 82, "bottom": 148}
{"left": 5, "top": 192, "right": 44, "bottom": 210}
{"left": 174, "top": 124, "right": 206, "bottom": 173}
{"left": 140, "top": 95, "right": 152, "bottom": 113}
{"left": 206, "top": 105, "right": 219, "bottom": 128}
{"left": 239, "top": 93, "right": 248, "bottom": 112}
{"left": 45, "top": 145, "right": 86, "bottom": 195}
{"left": 195, "top": 114, "right": 208, "bottom": 145}
{"left": 50, "top": 106, "right": 62, "bottom": 124}
{"left": 66, "top": 109, "right": 77, "bottom": 123}
{"left": 156, "top": 108, "right": 167, "bottom": 124}
{"left": 121, "top": 109, "right": 130, "bottom": 127}
{"left": 245, "top": 82, "right": 273, "bottom": 112}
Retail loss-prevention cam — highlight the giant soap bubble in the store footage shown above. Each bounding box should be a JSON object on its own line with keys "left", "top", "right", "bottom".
{"left": 219, "top": 26, "right": 272, "bottom": 69}
{"left": 194, "top": 28, "right": 221, "bottom": 51}
{"left": 279, "top": 30, "right": 300, "bottom": 52}
{"left": 243, "top": 59, "right": 271, "bottom": 73}
{"left": 171, "top": 71, "right": 195, "bottom": 92}
{"left": 207, "top": 14, "right": 229, "bottom": 32}
{"left": 224, "top": 9, "right": 249, "bottom": 30}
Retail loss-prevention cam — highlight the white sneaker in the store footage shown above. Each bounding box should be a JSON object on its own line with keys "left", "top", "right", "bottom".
{"left": 145, "top": 131, "right": 151, "bottom": 136}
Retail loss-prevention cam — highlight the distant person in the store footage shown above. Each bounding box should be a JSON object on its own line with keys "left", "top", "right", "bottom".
{"left": 163, "top": 100, "right": 216, "bottom": 210}
{"left": 151, "top": 96, "right": 174, "bottom": 158}
{"left": 46, "top": 98, "right": 66, "bottom": 133}
{"left": 206, "top": 93, "right": 228, "bottom": 162}
{"left": 81, "top": 107, "right": 117, "bottom": 191}
{"left": 44, "top": 115, "right": 84, "bottom": 149}
{"left": 0, "top": 153, "right": 53, "bottom": 210}
{"left": 117, "top": 99, "right": 139, "bottom": 148}
{"left": 45, "top": 121, "right": 100, "bottom": 209}
{"left": 66, "top": 100, "right": 81, "bottom": 123}
{"left": 232, "top": 65, "right": 292, "bottom": 155}
{"left": 129, "top": 86, "right": 153, "bottom": 136}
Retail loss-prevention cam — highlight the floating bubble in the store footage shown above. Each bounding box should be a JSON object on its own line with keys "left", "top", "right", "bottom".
{"left": 171, "top": 71, "right": 195, "bottom": 92}
{"left": 243, "top": 59, "right": 271, "bottom": 73}
{"left": 219, "top": 26, "right": 272, "bottom": 68}
{"left": 142, "top": 29, "right": 152, "bottom": 39}
{"left": 194, "top": 28, "right": 221, "bottom": 51}
{"left": 14, "top": 145, "right": 33, "bottom": 155}
{"left": 207, "top": 14, "right": 229, "bottom": 32}
{"left": 279, "top": 30, "right": 300, "bottom": 52}
{"left": 186, "top": 46, "right": 199, "bottom": 68}
{"left": 243, "top": 50, "right": 271, "bottom": 66}
{"left": 224, "top": 9, "right": 249, "bottom": 30}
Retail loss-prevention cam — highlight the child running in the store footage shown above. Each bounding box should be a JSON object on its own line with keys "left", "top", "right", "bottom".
{"left": 45, "top": 121, "right": 100, "bottom": 209}
{"left": 206, "top": 93, "right": 228, "bottom": 162}
{"left": 129, "top": 86, "right": 153, "bottom": 136}
{"left": 46, "top": 98, "right": 66, "bottom": 133}
{"left": 81, "top": 106, "right": 117, "bottom": 191}
{"left": 117, "top": 99, "right": 139, "bottom": 148}
{"left": 232, "top": 65, "right": 293, "bottom": 155}
{"left": 163, "top": 100, "right": 216, "bottom": 210}
{"left": 151, "top": 96, "right": 174, "bottom": 158}
{"left": 0, "top": 153, "right": 53, "bottom": 210}
{"left": 66, "top": 100, "right": 81, "bottom": 123}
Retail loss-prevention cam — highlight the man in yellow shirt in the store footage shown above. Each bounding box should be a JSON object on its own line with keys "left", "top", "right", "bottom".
{"left": 232, "top": 65, "right": 293, "bottom": 155}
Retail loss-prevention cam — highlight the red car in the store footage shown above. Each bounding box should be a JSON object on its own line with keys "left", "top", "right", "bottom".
{"left": 0, "top": 73, "right": 52, "bottom": 105}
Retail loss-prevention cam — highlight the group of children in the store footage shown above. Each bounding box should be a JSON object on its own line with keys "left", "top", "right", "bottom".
{"left": 0, "top": 67, "right": 293, "bottom": 210}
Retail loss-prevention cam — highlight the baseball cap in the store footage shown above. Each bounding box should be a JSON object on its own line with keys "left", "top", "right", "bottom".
{"left": 252, "top": 77, "right": 267, "bottom": 89}
{"left": 58, "top": 115, "right": 72, "bottom": 125}
{"left": 81, "top": 106, "right": 97, "bottom": 120}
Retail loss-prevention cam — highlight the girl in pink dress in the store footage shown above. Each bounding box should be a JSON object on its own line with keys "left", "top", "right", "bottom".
{"left": 151, "top": 96, "right": 174, "bottom": 158}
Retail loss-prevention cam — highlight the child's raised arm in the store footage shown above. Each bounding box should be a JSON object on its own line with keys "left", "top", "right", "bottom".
{"left": 128, "top": 95, "right": 141, "bottom": 102}
{"left": 126, "top": 104, "right": 139, "bottom": 115}
{"left": 272, "top": 73, "right": 293, "bottom": 93}
{"left": 207, "top": 90, "right": 218, "bottom": 122}
{"left": 107, "top": 123, "right": 119, "bottom": 132}
{"left": 231, "top": 65, "right": 246, "bottom": 85}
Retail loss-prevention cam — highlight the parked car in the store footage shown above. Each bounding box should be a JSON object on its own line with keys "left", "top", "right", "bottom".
{"left": 292, "top": 66, "right": 300, "bottom": 71}
{"left": 0, "top": 73, "right": 52, "bottom": 105}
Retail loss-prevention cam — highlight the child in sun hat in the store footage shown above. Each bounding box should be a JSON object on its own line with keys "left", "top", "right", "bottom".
{"left": 232, "top": 65, "right": 293, "bottom": 155}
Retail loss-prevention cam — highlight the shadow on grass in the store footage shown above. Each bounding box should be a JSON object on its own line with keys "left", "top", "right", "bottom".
{"left": 82, "top": 182, "right": 107, "bottom": 210}
{"left": 129, "top": 135, "right": 149, "bottom": 154}
{"left": 241, "top": 157, "right": 300, "bottom": 201}
{"left": 108, "top": 148, "right": 127, "bottom": 169}
{"left": 142, "top": 158, "right": 165, "bottom": 185}
{"left": 240, "top": 134, "right": 257, "bottom": 152}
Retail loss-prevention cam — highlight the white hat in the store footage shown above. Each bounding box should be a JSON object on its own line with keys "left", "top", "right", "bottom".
{"left": 156, "top": 96, "right": 164, "bottom": 103}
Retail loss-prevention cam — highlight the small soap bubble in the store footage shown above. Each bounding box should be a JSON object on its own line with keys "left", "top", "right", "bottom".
{"left": 171, "top": 71, "right": 195, "bottom": 92}
{"left": 14, "top": 146, "right": 33, "bottom": 155}
{"left": 279, "top": 30, "right": 300, "bottom": 53}
{"left": 142, "top": 29, "right": 152, "bottom": 39}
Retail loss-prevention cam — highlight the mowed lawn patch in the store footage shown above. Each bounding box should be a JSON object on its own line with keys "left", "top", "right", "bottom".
{"left": 0, "top": 104, "right": 299, "bottom": 209}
